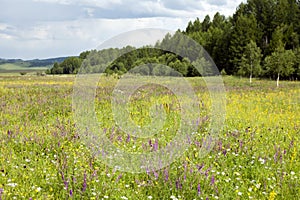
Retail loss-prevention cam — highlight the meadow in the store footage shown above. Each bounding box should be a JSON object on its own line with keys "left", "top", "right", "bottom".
{"left": 0, "top": 75, "right": 299, "bottom": 199}
{"left": 0, "top": 64, "right": 49, "bottom": 74}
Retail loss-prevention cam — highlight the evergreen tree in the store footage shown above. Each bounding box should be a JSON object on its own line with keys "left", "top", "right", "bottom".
{"left": 229, "top": 14, "right": 258, "bottom": 74}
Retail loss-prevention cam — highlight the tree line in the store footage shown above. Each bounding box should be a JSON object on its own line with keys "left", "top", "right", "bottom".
{"left": 49, "top": 0, "right": 300, "bottom": 81}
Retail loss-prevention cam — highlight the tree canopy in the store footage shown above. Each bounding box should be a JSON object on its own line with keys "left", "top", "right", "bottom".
{"left": 49, "top": 0, "right": 300, "bottom": 80}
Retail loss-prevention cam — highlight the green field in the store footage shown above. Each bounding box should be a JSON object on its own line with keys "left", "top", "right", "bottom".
{"left": 0, "top": 63, "right": 49, "bottom": 73}
{"left": 0, "top": 75, "right": 299, "bottom": 199}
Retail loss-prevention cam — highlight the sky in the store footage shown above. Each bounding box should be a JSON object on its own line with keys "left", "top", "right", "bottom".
{"left": 0, "top": 0, "right": 245, "bottom": 59}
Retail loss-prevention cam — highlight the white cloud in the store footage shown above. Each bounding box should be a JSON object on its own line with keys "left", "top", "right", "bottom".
{"left": 0, "top": 0, "right": 246, "bottom": 59}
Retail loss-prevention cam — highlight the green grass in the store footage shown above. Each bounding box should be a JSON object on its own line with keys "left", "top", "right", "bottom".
{"left": 0, "top": 63, "right": 50, "bottom": 73}
{"left": 0, "top": 75, "right": 299, "bottom": 199}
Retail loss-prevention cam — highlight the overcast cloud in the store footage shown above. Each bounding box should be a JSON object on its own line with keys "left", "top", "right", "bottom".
{"left": 0, "top": 0, "right": 245, "bottom": 59}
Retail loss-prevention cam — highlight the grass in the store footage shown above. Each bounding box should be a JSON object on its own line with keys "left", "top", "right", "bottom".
{"left": 0, "top": 63, "right": 49, "bottom": 73}
{"left": 0, "top": 75, "right": 299, "bottom": 199}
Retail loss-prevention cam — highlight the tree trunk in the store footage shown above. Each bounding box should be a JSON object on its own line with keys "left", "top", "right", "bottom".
{"left": 250, "top": 60, "right": 253, "bottom": 85}
{"left": 277, "top": 73, "right": 280, "bottom": 87}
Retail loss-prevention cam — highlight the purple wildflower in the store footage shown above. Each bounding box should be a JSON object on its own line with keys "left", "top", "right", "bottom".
{"left": 187, "top": 134, "right": 191, "bottom": 144}
{"left": 0, "top": 188, "right": 3, "bottom": 200}
{"left": 289, "top": 139, "right": 294, "bottom": 148}
{"left": 64, "top": 180, "right": 69, "bottom": 190}
{"left": 205, "top": 167, "right": 211, "bottom": 177}
{"left": 69, "top": 189, "right": 73, "bottom": 197}
{"left": 153, "top": 139, "right": 158, "bottom": 151}
{"left": 116, "top": 174, "right": 122, "bottom": 182}
{"left": 222, "top": 149, "right": 227, "bottom": 156}
{"left": 82, "top": 172, "right": 87, "bottom": 192}
{"left": 197, "top": 164, "right": 204, "bottom": 172}
{"left": 176, "top": 179, "right": 182, "bottom": 190}
{"left": 211, "top": 175, "right": 215, "bottom": 185}
{"left": 218, "top": 141, "right": 222, "bottom": 151}
{"left": 149, "top": 139, "right": 152, "bottom": 147}
{"left": 239, "top": 140, "right": 243, "bottom": 150}
{"left": 153, "top": 170, "right": 159, "bottom": 179}
{"left": 117, "top": 135, "right": 122, "bottom": 142}
{"left": 164, "top": 168, "right": 169, "bottom": 182}
{"left": 197, "top": 184, "right": 201, "bottom": 195}
{"left": 126, "top": 134, "right": 130, "bottom": 143}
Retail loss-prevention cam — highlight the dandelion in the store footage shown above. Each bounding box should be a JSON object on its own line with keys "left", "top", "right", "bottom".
{"left": 268, "top": 191, "right": 277, "bottom": 200}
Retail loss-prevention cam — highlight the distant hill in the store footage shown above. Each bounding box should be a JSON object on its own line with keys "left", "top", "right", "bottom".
{"left": 0, "top": 57, "right": 70, "bottom": 73}
{"left": 0, "top": 57, "right": 69, "bottom": 67}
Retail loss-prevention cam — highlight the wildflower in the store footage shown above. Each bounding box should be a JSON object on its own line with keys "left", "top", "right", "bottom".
{"left": 153, "top": 139, "right": 158, "bottom": 151}
{"left": 197, "top": 183, "right": 201, "bottom": 195}
{"left": 35, "top": 187, "right": 42, "bottom": 192}
{"left": 82, "top": 172, "right": 87, "bottom": 192}
{"left": 291, "top": 171, "right": 295, "bottom": 176}
{"left": 211, "top": 175, "right": 215, "bottom": 185}
{"left": 104, "top": 196, "right": 109, "bottom": 199}
{"left": 164, "top": 168, "right": 169, "bottom": 182}
{"left": 116, "top": 174, "right": 122, "bottom": 182}
{"left": 121, "top": 196, "right": 128, "bottom": 200}
{"left": 175, "top": 179, "right": 182, "bottom": 190}
{"left": 170, "top": 195, "right": 178, "bottom": 200}
{"left": 237, "top": 192, "right": 242, "bottom": 196}
{"left": 258, "top": 157, "right": 265, "bottom": 164}
{"left": 148, "top": 196, "right": 153, "bottom": 199}
{"left": 126, "top": 134, "right": 130, "bottom": 143}
{"left": 7, "top": 183, "right": 17, "bottom": 187}
{"left": 269, "top": 191, "right": 277, "bottom": 200}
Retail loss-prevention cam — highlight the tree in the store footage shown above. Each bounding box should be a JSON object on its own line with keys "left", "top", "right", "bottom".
{"left": 202, "top": 15, "right": 211, "bottom": 32}
{"left": 229, "top": 14, "right": 259, "bottom": 74}
{"left": 293, "top": 47, "right": 300, "bottom": 79}
{"left": 268, "top": 25, "right": 285, "bottom": 53}
{"left": 239, "top": 40, "right": 263, "bottom": 84}
{"left": 264, "top": 45, "right": 296, "bottom": 87}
